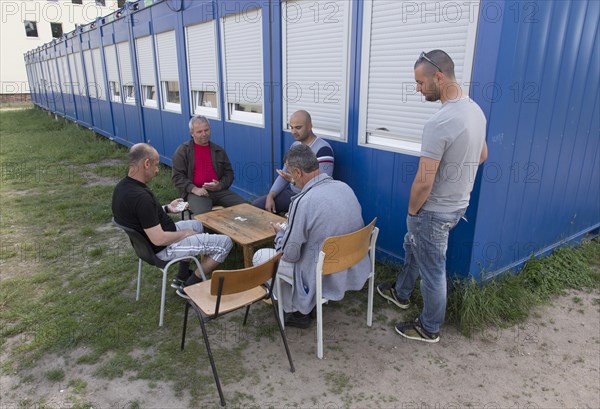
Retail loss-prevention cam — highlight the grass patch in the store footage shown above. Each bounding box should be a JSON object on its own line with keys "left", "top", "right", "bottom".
{"left": 68, "top": 378, "right": 87, "bottom": 393}
{"left": 0, "top": 109, "right": 247, "bottom": 401}
{"left": 45, "top": 369, "right": 65, "bottom": 382}
{"left": 446, "top": 239, "right": 600, "bottom": 335}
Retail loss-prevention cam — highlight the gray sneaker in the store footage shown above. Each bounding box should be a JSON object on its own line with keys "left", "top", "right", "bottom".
{"left": 376, "top": 282, "right": 410, "bottom": 309}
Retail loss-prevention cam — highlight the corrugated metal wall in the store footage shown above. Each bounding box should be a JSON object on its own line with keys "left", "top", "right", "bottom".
{"left": 24, "top": 0, "right": 599, "bottom": 280}
{"left": 470, "top": 0, "right": 600, "bottom": 278}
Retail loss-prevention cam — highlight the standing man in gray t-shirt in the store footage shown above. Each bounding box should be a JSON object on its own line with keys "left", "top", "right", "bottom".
{"left": 377, "top": 50, "right": 488, "bottom": 343}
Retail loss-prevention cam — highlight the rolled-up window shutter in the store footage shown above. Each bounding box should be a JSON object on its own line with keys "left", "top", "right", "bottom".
{"left": 67, "top": 53, "right": 80, "bottom": 95}
{"left": 92, "top": 49, "right": 105, "bottom": 99}
{"left": 282, "top": 0, "right": 350, "bottom": 138}
{"left": 136, "top": 36, "right": 156, "bottom": 87}
{"left": 360, "top": 0, "right": 479, "bottom": 152}
{"left": 83, "top": 50, "right": 96, "bottom": 98}
{"left": 155, "top": 30, "right": 178, "bottom": 82}
{"left": 104, "top": 44, "right": 119, "bottom": 83}
{"left": 63, "top": 56, "right": 72, "bottom": 94}
{"left": 186, "top": 21, "right": 218, "bottom": 92}
{"left": 73, "top": 52, "right": 86, "bottom": 96}
{"left": 221, "top": 11, "right": 263, "bottom": 106}
{"left": 117, "top": 42, "right": 133, "bottom": 86}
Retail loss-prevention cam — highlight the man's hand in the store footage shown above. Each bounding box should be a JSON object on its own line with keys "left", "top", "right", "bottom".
{"left": 265, "top": 194, "right": 277, "bottom": 213}
{"left": 191, "top": 186, "right": 209, "bottom": 197}
{"left": 167, "top": 198, "right": 185, "bottom": 213}
{"left": 270, "top": 222, "right": 284, "bottom": 234}
{"left": 203, "top": 179, "right": 222, "bottom": 192}
{"left": 276, "top": 169, "right": 293, "bottom": 182}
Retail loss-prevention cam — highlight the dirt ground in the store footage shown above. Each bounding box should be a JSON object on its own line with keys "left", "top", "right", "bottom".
{"left": 1, "top": 288, "right": 598, "bottom": 409}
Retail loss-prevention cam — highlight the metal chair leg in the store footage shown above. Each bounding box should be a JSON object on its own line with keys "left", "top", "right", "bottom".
{"left": 243, "top": 305, "right": 251, "bottom": 326}
{"left": 181, "top": 302, "right": 190, "bottom": 350}
{"left": 197, "top": 313, "right": 226, "bottom": 406}
{"left": 159, "top": 267, "right": 168, "bottom": 327}
{"left": 270, "top": 295, "right": 295, "bottom": 373}
{"left": 136, "top": 258, "right": 143, "bottom": 301}
{"left": 275, "top": 276, "right": 285, "bottom": 328}
{"left": 367, "top": 273, "right": 374, "bottom": 327}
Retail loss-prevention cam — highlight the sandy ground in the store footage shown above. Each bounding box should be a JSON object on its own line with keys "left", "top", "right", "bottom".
{"left": 1, "top": 288, "right": 598, "bottom": 409}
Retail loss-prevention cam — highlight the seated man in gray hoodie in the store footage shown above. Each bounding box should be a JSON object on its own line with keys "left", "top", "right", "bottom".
{"left": 253, "top": 144, "right": 370, "bottom": 328}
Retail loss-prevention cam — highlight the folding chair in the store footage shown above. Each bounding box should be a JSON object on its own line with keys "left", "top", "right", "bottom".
{"left": 112, "top": 218, "right": 205, "bottom": 327}
{"left": 275, "top": 218, "right": 379, "bottom": 359}
{"left": 181, "top": 252, "right": 294, "bottom": 406}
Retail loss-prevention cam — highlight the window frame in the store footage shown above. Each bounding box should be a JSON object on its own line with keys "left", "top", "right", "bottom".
{"left": 136, "top": 36, "right": 158, "bottom": 109}
{"left": 220, "top": 11, "right": 265, "bottom": 127}
{"left": 50, "top": 22, "right": 62, "bottom": 38}
{"left": 161, "top": 80, "right": 181, "bottom": 112}
{"left": 191, "top": 90, "right": 218, "bottom": 117}
{"left": 155, "top": 30, "right": 181, "bottom": 113}
{"left": 186, "top": 20, "right": 220, "bottom": 119}
{"left": 24, "top": 21, "right": 39, "bottom": 38}
{"left": 141, "top": 85, "right": 157, "bottom": 107}
{"left": 357, "top": 0, "right": 480, "bottom": 156}
{"left": 109, "top": 80, "right": 121, "bottom": 102}
{"left": 281, "top": 0, "right": 351, "bottom": 141}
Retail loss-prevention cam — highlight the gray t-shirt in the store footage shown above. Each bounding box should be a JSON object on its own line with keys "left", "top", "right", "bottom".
{"left": 421, "top": 97, "right": 487, "bottom": 213}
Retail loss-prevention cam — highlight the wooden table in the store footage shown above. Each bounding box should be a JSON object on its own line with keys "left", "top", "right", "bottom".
{"left": 194, "top": 203, "right": 286, "bottom": 267}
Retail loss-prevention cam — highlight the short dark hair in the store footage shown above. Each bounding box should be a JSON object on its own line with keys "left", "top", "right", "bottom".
{"left": 415, "top": 50, "right": 455, "bottom": 79}
{"left": 128, "top": 143, "right": 156, "bottom": 168}
{"left": 284, "top": 144, "right": 319, "bottom": 173}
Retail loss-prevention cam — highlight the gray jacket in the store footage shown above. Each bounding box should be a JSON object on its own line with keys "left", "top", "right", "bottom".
{"left": 275, "top": 174, "right": 371, "bottom": 314}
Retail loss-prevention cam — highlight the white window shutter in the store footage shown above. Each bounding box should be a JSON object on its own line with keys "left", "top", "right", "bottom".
{"left": 83, "top": 50, "right": 96, "bottom": 98}
{"left": 136, "top": 36, "right": 156, "bottom": 86}
{"left": 155, "top": 31, "right": 178, "bottom": 82}
{"left": 221, "top": 11, "right": 263, "bottom": 105}
{"left": 117, "top": 42, "right": 133, "bottom": 86}
{"left": 282, "top": 0, "right": 350, "bottom": 139}
{"left": 186, "top": 21, "right": 218, "bottom": 91}
{"left": 104, "top": 44, "right": 119, "bottom": 83}
{"left": 47, "top": 59, "right": 57, "bottom": 92}
{"left": 92, "top": 49, "right": 105, "bottom": 99}
{"left": 67, "top": 54, "right": 80, "bottom": 95}
{"left": 73, "top": 53, "right": 86, "bottom": 96}
{"left": 359, "top": 0, "right": 480, "bottom": 153}
{"left": 62, "top": 56, "right": 72, "bottom": 94}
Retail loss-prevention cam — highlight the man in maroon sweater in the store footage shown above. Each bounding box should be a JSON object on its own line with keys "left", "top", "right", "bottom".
{"left": 172, "top": 115, "right": 246, "bottom": 215}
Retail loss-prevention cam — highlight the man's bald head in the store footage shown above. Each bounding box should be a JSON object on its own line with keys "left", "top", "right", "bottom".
{"left": 128, "top": 143, "right": 158, "bottom": 168}
{"left": 290, "top": 110, "right": 312, "bottom": 125}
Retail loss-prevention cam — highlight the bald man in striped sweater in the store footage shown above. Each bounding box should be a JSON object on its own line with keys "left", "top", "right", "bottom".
{"left": 252, "top": 110, "right": 334, "bottom": 214}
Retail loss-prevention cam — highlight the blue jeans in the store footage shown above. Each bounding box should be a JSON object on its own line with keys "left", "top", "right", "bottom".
{"left": 394, "top": 209, "right": 465, "bottom": 333}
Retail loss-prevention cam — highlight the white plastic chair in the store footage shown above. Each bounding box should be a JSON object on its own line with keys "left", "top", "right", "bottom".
{"left": 112, "top": 218, "right": 205, "bottom": 327}
{"left": 275, "top": 218, "right": 379, "bottom": 358}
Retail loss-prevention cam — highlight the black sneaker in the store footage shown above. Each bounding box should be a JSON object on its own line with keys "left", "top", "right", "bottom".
{"left": 395, "top": 318, "right": 439, "bottom": 343}
{"left": 376, "top": 282, "right": 410, "bottom": 309}
{"left": 170, "top": 277, "right": 186, "bottom": 289}
{"left": 284, "top": 311, "right": 312, "bottom": 329}
{"left": 175, "top": 286, "right": 189, "bottom": 300}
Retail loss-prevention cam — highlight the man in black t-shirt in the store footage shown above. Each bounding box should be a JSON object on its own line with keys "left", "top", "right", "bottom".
{"left": 112, "top": 143, "right": 232, "bottom": 297}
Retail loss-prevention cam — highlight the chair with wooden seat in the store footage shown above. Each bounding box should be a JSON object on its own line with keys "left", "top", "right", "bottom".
{"left": 112, "top": 218, "right": 206, "bottom": 327}
{"left": 180, "top": 252, "right": 294, "bottom": 406}
{"left": 275, "top": 218, "right": 379, "bottom": 359}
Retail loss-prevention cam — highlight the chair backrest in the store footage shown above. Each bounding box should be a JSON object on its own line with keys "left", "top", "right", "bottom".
{"left": 112, "top": 217, "right": 165, "bottom": 268}
{"left": 320, "top": 218, "right": 377, "bottom": 276}
{"left": 210, "top": 252, "right": 282, "bottom": 296}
